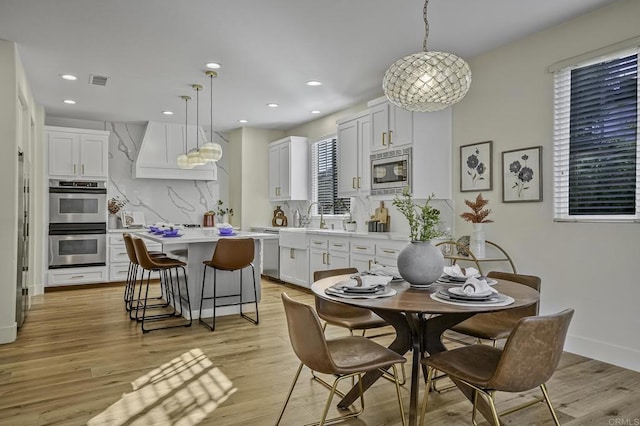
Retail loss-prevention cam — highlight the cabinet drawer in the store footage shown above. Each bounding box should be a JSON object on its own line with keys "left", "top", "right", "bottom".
{"left": 110, "top": 263, "right": 132, "bottom": 282}
{"left": 48, "top": 267, "right": 107, "bottom": 286}
{"left": 309, "top": 238, "right": 328, "bottom": 250}
{"left": 350, "top": 240, "right": 375, "bottom": 256}
{"left": 109, "top": 246, "right": 130, "bottom": 263}
{"left": 376, "top": 244, "right": 403, "bottom": 259}
{"left": 109, "top": 234, "right": 126, "bottom": 245}
{"left": 329, "top": 239, "right": 349, "bottom": 253}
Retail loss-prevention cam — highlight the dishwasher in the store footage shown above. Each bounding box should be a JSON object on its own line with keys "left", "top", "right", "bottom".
{"left": 252, "top": 227, "right": 281, "bottom": 281}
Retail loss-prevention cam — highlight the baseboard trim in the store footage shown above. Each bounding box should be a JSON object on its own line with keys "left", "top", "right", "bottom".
{"left": 566, "top": 334, "right": 640, "bottom": 372}
{"left": 0, "top": 322, "right": 17, "bottom": 344}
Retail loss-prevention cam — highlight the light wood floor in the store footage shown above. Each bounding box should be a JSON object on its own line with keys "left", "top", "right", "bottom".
{"left": 1, "top": 279, "right": 639, "bottom": 425}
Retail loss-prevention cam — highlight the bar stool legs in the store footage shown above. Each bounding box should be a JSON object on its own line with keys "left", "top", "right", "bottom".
{"left": 199, "top": 263, "right": 259, "bottom": 331}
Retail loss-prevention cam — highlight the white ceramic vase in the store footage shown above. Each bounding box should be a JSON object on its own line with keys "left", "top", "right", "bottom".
{"left": 470, "top": 223, "right": 486, "bottom": 258}
{"left": 108, "top": 213, "right": 120, "bottom": 229}
{"left": 397, "top": 240, "right": 444, "bottom": 286}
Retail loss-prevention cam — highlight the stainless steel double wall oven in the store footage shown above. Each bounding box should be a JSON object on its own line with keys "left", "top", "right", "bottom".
{"left": 48, "top": 180, "right": 107, "bottom": 269}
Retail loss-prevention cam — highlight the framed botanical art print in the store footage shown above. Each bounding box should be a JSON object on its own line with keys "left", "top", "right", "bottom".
{"left": 502, "top": 146, "right": 542, "bottom": 202}
{"left": 460, "top": 141, "right": 493, "bottom": 192}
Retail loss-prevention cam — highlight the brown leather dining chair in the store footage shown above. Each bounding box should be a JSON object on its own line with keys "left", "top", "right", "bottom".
{"left": 449, "top": 271, "right": 542, "bottom": 346}
{"left": 276, "top": 293, "right": 407, "bottom": 426}
{"left": 420, "top": 309, "right": 574, "bottom": 426}
{"left": 313, "top": 268, "right": 388, "bottom": 335}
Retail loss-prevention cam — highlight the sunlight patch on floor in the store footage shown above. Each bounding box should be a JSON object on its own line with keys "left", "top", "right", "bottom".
{"left": 88, "top": 348, "right": 236, "bottom": 425}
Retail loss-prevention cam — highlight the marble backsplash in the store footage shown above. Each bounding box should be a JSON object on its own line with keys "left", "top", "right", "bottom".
{"left": 108, "top": 122, "right": 230, "bottom": 228}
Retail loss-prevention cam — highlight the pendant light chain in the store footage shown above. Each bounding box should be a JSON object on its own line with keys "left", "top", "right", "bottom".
{"left": 184, "top": 96, "right": 189, "bottom": 153}
{"left": 422, "top": 0, "right": 429, "bottom": 52}
{"left": 210, "top": 73, "right": 214, "bottom": 140}
{"left": 195, "top": 85, "right": 200, "bottom": 149}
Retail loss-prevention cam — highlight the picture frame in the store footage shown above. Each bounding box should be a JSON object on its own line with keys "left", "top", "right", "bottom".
{"left": 460, "top": 141, "right": 493, "bottom": 192}
{"left": 501, "top": 146, "right": 543, "bottom": 203}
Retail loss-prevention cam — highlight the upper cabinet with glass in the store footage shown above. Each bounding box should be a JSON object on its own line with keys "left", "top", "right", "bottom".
{"left": 268, "top": 136, "right": 309, "bottom": 202}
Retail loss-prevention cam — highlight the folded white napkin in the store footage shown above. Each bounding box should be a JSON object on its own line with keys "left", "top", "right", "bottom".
{"left": 462, "top": 276, "right": 498, "bottom": 295}
{"left": 336, "top": 275, "right": 392, "bottom": 290}
{"left": 444, "top": 264, "right": 479, "bottom": 278}
{"left": 368, "top": 264, "right": 401, "bottom": 278}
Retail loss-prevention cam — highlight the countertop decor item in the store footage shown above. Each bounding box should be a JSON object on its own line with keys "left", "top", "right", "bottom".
{"left": 382, "top": 0, "right": 471, "bottom": 112}
{"left": 460, "top": 193, "right": 493, "bottom": 259}
{"left": 272, "top": 205, "right": 288, "bottom": 227}
{"left": 392, "top": 188, "right": 444, "bottom": 286}
{"left": 108, "top": 197, "right": 127, "bottom": 215}
{"left": 215, "top": 200, "right": 234, "bottom": 224}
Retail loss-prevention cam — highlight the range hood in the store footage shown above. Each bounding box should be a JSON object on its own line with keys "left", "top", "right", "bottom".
{"left": 134, "top": 121, "right": 217, "bottom": 180}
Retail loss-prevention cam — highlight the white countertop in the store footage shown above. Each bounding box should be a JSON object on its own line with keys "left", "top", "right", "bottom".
{"left": 137, "top": 229, "right": 279, "bottom": 245}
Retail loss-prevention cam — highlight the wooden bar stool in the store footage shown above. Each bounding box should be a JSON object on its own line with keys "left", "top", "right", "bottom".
{"left": 132, "top": 237, "right": 192, "bottom": 333}
{"left": 199, "top": 238, "right": 259, "bottom": 331}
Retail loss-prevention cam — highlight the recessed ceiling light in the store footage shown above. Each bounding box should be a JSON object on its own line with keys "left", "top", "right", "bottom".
{"left": 311, "top": 110, "right": 321, "bottom": 114}
{"left": 206, "top": 62, "right": 221, "bottom": 69}
{"left": 162, "top": 111, "right": 174, "bottom": 115}
{"left": 60, "top": 74, "right": 77, "bottom": 81}
{"left": 306, "top": 80, "right": 322, "bottom": 86}
{"left": 238, "top": 119, "right": 248, "bottom": 124}
{"left": 63, "top": 99, "right": 76, "bottom": 104}
{"left": 267, "top": 103, "right": 279, "bottom": 108}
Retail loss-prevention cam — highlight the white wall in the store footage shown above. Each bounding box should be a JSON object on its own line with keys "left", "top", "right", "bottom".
{"left": 0, "top": 41, "right": 44, "bottom": 343}
{"left": 451, "top": 0, "right": 640, "bottom": 371}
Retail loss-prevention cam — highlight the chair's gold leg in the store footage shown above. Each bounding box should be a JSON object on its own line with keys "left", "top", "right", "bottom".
{"left": 540, "top": 383, "right": 561, "bottom": 426}
{"left": 391, "top": 364, "right": 407, "bottom": 426}
{"left": 275, "top": 362, "right": 304, "bottom": 425}
{"left": 472, "top": 389, "right": 478, "bottom": 426}
{"left": 487, "top": 391, "right": 501, "bottom": 426}
{"left": 419, "top": 366, "right": 435, "bottom": 426}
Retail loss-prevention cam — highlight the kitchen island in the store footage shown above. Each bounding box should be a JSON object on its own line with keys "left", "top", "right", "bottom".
{"left": 138, "top": 229, "right": 279, "bottom": 319}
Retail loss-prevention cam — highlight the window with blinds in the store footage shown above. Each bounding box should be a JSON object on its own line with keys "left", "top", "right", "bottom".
{"left": 553, "top": 49, "right": 640, "bottom": 221}
{"left": 311, "top": 137, "right": 350, "bottom": 215}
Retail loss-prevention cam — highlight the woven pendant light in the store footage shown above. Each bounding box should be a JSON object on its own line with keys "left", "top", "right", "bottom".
{"left": 382, "top": 0, "right": 471, "bottom": 112}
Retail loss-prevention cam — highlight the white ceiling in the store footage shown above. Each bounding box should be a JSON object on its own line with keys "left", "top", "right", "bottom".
{"left": 0, "top": 0, "right": 619, "bottom": 132}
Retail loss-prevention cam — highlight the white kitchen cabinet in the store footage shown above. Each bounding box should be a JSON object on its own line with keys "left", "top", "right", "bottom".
{"left": 46, "top": 126, "right": 109, "bottom": 179}
{"left": 350, "top": 239, "right": 376, "bottom": 272}
{"left": 47, "top": 266, "right": 108, "bottom": 287}
{"left": 268, "top": 136, "right": 308, "bottom": 201}
{"left": 411, "top": 108, "right": 452, "bottom": 199}
{"left": 337, "top": 112, "right": 371, "bottom": 197}
{"left": 279, "top": 247, "right": 310, "bottom": 288}
{"left": 309, "top": 237, "right": 350, "bottom": 281}
{"left": 369, "top": 98, "right": 413, "bottom": 153}
{"left": 108, "top": 232, "right": 162, "bottom": 282}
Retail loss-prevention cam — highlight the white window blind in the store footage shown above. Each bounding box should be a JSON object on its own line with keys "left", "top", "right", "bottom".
{"left": 311, "top": 137, "right": 350, "bottom": 215}
{"left": 553, "top": 48, "right": 640, "bottom": 222}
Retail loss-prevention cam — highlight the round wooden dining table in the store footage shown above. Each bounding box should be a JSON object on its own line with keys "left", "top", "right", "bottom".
{"left": 312, "top": 275, "right": 540, "bottom": 426}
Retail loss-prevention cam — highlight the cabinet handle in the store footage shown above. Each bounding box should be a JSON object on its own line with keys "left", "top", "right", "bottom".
{"left": 71, "top": 275, "right": 84, "bottom": 279}
{"left": 314, "top": 241, "right": 323, "bottom": 245}
{"left": 327, "top": 253, "right": 330, "bottom": 265}
{"left": 382, "top": 132, "right": 387, "bottom": 146}
{"left": 357, "top": 177, "right": 361, "bottom": 188}
{"left": 322, "top": 252, "right": 326, "bottom": 264}
{"left": 368, "top": 260, "right": 372, "bottom": 270}
{"left": 352, "top": 177, "right": 356, "bottom": 189}
{"left": 333, "top": 244, "right": 343, "bottom": 247}
{"left": 355, "top": 246, "right": 367, "bottom": 250}
{"left": 73, "top": 164, "right": 77, "bottom": 174}
{"left": 118, "top": 270, "right": 128, "bottom": 273}
{"left": 382, "top": 249, "right": 396, "bottom": 254}
{"left": 118, "top": 252, "right": 127, "bottom": 255}
{"left": 82, "top": 164, "right": 85, "bottom": 174}
{"left": 389, "top": 130, "right": 393, "bottom": 145}
{"left": 290, "top": 248, "right": 295, "bottom": 259}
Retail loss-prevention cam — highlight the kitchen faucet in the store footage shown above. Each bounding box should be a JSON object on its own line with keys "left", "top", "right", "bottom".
{"left": 307, "top": 202, "right": 327, "bottom": 229}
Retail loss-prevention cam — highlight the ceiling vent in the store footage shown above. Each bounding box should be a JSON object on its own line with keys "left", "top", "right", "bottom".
{"left": 89, "top": 74, "right": 109, "bottom": 86}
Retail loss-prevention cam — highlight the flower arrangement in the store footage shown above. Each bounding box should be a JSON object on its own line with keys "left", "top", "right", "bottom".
{"left": 392, "top": 188, "right": 443, "bottom": 242}
{"left": 508, "top": 154, "right": 534, "bottom": 197}
{"left": 108, "top": 197, "right": 127, "bottom": 215}
{"left": 460, "top": 193, "right": 493, "bottom": 223}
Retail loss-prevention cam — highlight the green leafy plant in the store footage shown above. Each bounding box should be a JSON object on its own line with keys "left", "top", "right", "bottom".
{"left": 214, "top": 199, "right": 234, "bottom": 218}
{"left": 460, "top": 193, "right": 493, "bottom": 223}
{"left": 392, "top": 189, "right": 443, "bottom": 241}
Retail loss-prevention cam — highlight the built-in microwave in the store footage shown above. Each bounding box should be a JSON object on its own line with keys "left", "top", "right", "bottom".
{"left": 370, "top": 147, "right": 412, "bottom": 195}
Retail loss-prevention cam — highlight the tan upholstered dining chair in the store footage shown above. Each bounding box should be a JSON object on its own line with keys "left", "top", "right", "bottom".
{"left": 276, "top": 293, "right": 407, "bottom": 426}
{"left": 449, "top": 271, "right": 542, "bottom": 346}
{"left": 420, "top": 309, "right": 574, "bottom": 426}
